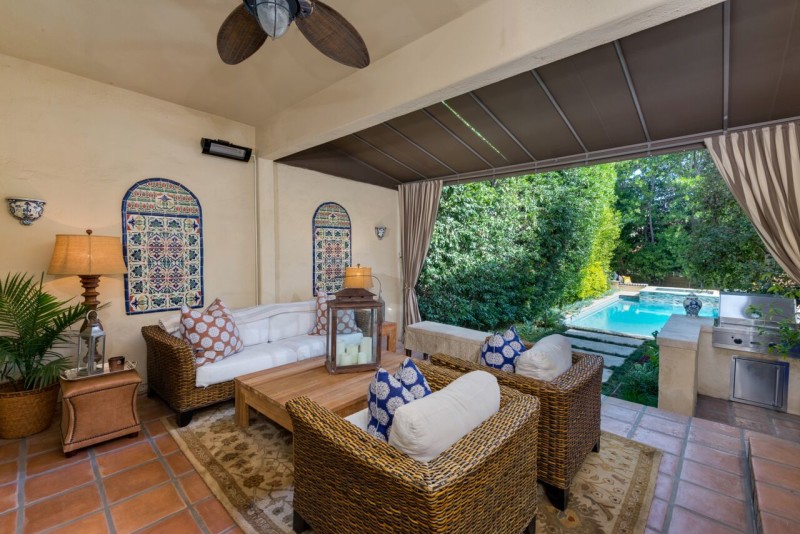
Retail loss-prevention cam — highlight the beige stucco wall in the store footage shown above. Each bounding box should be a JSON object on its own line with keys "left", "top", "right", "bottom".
{"left": 264, "top": 163, "right": 401, "bottom": 327}
{"left": 1, "top": 50, "right": 404, "bottom": 390}
{"left": 0, "top": 53, "right": 258, "bottom": 383}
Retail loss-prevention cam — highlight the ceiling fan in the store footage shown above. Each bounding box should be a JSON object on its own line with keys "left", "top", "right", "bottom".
{"left": 217, "top": 0, "right": 370, "bottom": 68}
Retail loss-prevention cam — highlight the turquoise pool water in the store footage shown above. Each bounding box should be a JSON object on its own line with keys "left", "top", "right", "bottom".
{"left": 568, "top": 299, "right": 718, "bottom": 338}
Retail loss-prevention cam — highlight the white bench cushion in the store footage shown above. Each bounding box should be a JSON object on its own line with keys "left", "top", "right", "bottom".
{"left": 404, "top": 321, "right": 490, "bottom": 363}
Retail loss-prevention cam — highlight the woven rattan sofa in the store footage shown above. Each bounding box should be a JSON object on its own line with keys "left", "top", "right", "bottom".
{"left": 141, "top": 300, "right": 330, "bottom": 426}
{"left": 430, "top": 350, "right": 603, "bottom": 511}
{"left": 286, "top": 361, "right": 541, "bottom": 534}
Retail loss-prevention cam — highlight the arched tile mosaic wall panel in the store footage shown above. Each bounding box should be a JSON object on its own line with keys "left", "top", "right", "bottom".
{"left": 122, "top": 178, "right": 203, "bottom": 314}
{"left": 312, "top": 202, "right": 351, "bottom": 295}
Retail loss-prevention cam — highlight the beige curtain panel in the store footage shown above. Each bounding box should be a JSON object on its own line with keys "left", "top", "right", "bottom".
{"left": 705, "top": 121, "right": 800, "bottom": 283}
{"left": 399, "top": 180, "right": 443, "bottom": 331}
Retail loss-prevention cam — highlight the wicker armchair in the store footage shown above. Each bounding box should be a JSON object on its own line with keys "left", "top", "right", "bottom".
{"left": 430, "top": 350, "right": 603, "bottom": 511}
{"left": 286, "top": 361, "right": 540, "bottom": 534}
{"left": 141, "top": 325, "right": 233, "bottom": 426}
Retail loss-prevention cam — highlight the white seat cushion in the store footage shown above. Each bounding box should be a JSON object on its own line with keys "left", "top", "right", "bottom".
{"left": 344, "top": 408, "right": 370, "bottom": 431}
{"left": 388, "top": 370, "right": 500, "bottom": 462}
{"left": 194, "top": 344, "right": 298, "bottom": 387}
{"left": 516, "top": 334, "right": 572, "bottom": 381}
{"left": 274, "top": 335, "right": 327, "bottom": 361}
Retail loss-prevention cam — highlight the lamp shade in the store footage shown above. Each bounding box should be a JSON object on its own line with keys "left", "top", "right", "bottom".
{"left": 47, "top": 232, "right": 127, "bottom": 275}
{"left": 343, "top": 265, "right": 373, "bottom": 289}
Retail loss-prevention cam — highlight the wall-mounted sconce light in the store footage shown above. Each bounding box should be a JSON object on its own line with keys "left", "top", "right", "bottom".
{"left": 200, "top": 138, "right": 253, "bottom": 162}
{"left": 6, "top": 198, "right": 46, "bottom": 226}
{"left": 375, "top": 225, "right": 387, "bottom": 240}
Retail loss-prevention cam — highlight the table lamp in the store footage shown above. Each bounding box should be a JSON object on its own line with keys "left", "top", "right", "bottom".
{"left": 47, "top": 229, "right": 127, "bottom": 311}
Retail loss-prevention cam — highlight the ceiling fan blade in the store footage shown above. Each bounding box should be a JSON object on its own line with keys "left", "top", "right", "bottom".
{"left": 296, "top": 1, "right": 370, "bottom": 69}
{"left": 217, "top": 4, "right": 268, "bottom": 65}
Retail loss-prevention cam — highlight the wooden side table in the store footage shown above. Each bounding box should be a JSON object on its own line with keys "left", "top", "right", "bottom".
{"left": 381, "top": 321, "right": 397, "bottom": 352}
{"left": 60, "top": 369, "right": 142, "bottom": 456}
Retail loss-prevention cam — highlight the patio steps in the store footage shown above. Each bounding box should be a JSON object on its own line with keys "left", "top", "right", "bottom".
{"left": 562, "top": 328, "right": 644, "bottom": 383}
{"left": 564, "top": 329, "right": 644, "bottom": 347}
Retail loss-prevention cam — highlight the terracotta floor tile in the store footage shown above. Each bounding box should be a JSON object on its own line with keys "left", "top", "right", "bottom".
{"left": 638, "top": 415, "right": 687, "bottom": 438}
{"left": 601, "top": 417, "right": 632, "bottom": 437}
{"left": 666, "top": 506, "right": 740, "bottom": 534}
{"left": 731, "top": 401, "right": 774, "bottom": 422}
{"left": 751, "top": 457, "right": 800, "bottom": 493}
{"left": 631, "top": 427, "right": 684, "bottom": 456}
{"left": 25, "top": 460, "right": 94, "bottom": 502}
{"left": 23, "top": 483, "right": 101, "bottom": 533}
{"left": 679, "top": 460, "right": 744, "bottom": 500}
{"left": 690, "top": 417, "right": 742, "bottom": 438}
{"left": 687, "top": 427, "right": 743, "bottom": 453}
{"left": 196, "top": 497, "right": 236, "bottom": 533}
{"left": 103, "top": 460, "right": 170, "bottom": 503}
{"left": 749, "top": 433, "right": 800, "bottom": 469}
{"left": 655, "top": 472, "right": 675, "bottom": 501}
{"left": 772, "top": 415, "right": 800, "bottom": 430}
{"left": 145, "top": 420, "right": 168, "bottom": 437}
{"left": 0, "top": 442, "right": 20, "bottom": 464}
{"left": 0, "top": 461, "right": 17, "bottom": 485}
{"left": 732, "top": 416, "right": 774, "bottom": 434}
{"left": 604, "top": 397, "right": 643, "bottom": 411}
{"left": 760, "top": 511, "right": 800, "bottom": 534}
{"left": 658, "top": 453, "right": 680, "bottom": 477}
{"left": 91, "top": 432, "right": 147, "bottom": 455}
{"left": 755, "top": 482, "right": 800, "bottom": 523}
{"left": 138, "top": 510, "right": 204, "bottom": 534}
{"left": 154, "top": 434, "right": 179, "bottom": 455}
{"left": 165, "top": 451, "right": 194, "bottom": 476}
{"left": 683, "top": 442, "right": 744, "bottom": 476}
{"left": 110, "top": 483, "right": 186, "bottom": 532}
{"left": 674, "top": 481, "right": 746, "bottom": 528}
{"left": 0, "top": 482, "right": 17, "bottom": 514}
{"left": 0, "top": 510, "right": 17, "bottom": 533}
{"left": 179, "top": 472, "right": 213, "bottom": 504}
{"left": 138, "top": 403, "right": 175, "bottom": 423}
{"left": 96, "top": 441, "right": 157, "bottom": 477}
{"left": 647, "top": 497, "right": 668, "bottom": 531}
{"left": 26, "top": 448, "right": 88, "bottom": 476}
{"left": 644, "top": 406, "right": 690, "bottom": 424}
{"left": 25, "top": 430, "right": 61, "bottom": 456}
{"left": 49, "top": 512, "right": 110, "bottom": 534}
{"left": 601, "top": 404, "right": 640, "bottom": 423}
{"left": 774, "top": 425, "right": 800, "bottom": 442}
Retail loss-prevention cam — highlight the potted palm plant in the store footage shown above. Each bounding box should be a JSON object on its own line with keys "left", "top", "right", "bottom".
{"left": 0, "top": 273, "right": 86, "bottom": 438}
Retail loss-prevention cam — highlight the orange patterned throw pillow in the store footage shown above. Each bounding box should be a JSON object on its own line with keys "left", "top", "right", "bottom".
{"left": 310, "top": 292, "right": 361, "bottom": 336}
{"left": 180, "top": 298, "right": 244, "bottom": 367}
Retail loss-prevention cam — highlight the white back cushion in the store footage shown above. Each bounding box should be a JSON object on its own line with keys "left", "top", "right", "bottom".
{"left": 516, "top": 334, "right": 572, "bottom": 381}
{"left": 388, "top": 370, "right": 500, "bottom": 463}
{"left": 268, "top": 311, "right": 315, "bottom": 342}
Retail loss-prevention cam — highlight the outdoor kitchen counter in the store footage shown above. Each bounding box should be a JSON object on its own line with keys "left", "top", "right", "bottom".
{"left": 657, "top": 316, "right": 713, "bottom": 417}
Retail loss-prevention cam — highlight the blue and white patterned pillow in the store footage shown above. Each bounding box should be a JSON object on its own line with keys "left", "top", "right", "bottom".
{"left": 367, "top": 368, "right": 415, "bottom": 441}
{"left": 394, "top": 357, "right": 432, "bottom": 400}
{"left": 480, "top": 326, "right": 524, "bottom": 373}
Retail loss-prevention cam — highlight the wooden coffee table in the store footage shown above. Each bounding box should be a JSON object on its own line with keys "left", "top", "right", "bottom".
{"left": 234, "top": 352, "right": 406, "bottom": 431}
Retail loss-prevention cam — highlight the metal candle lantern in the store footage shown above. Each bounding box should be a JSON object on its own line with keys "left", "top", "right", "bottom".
{"left": 77, "top": 310, "right": 106, "bottom": 375}
{"left": 326, "top": 266, "right": 383, "bottom": 374}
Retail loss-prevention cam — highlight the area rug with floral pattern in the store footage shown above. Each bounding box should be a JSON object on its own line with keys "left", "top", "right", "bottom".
{"left": 164, "top": 403, "right": 661, "bottom": 534}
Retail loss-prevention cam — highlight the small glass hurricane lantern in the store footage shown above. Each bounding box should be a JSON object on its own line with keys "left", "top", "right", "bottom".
{"left": 326, "top": 266, "right": 383, "bottom": 374}
{"left": 77, "top": 310, "right": 106, "bottom": 375}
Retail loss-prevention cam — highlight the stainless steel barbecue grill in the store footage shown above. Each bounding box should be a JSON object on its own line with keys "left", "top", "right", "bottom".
{"left": 712, "top": 292, "right": 797, "bottom": 354}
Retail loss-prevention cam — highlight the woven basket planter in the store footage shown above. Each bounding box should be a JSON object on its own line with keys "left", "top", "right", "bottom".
{"left": 0, "top": 381, "right": 60, "bottom": 439}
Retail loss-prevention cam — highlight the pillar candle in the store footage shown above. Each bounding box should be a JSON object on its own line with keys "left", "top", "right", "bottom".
{"left": 357, "top": 351, "right": 369, "bottom": 364}
{"left": 346, "top": 344, "right": 358, "bottom": 355}
{"left": 336, "top": 340, "right": 345, "bottom": 357}
{"left": 359, "top": 337, "right": 372, "bottom": 355}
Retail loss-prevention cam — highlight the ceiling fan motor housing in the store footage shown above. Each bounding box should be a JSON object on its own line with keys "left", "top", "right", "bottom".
{"left": 243, "top": 0, "right": 312, "bottom": 22}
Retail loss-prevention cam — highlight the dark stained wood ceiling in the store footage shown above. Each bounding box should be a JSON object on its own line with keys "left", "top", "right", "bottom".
{"left": 278, "top": 0, "right": 800, "bottom": 189}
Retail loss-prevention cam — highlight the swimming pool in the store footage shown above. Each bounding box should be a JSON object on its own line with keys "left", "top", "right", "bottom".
{"left": 567, "top": 298, "right": 719, "bottom": 338}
